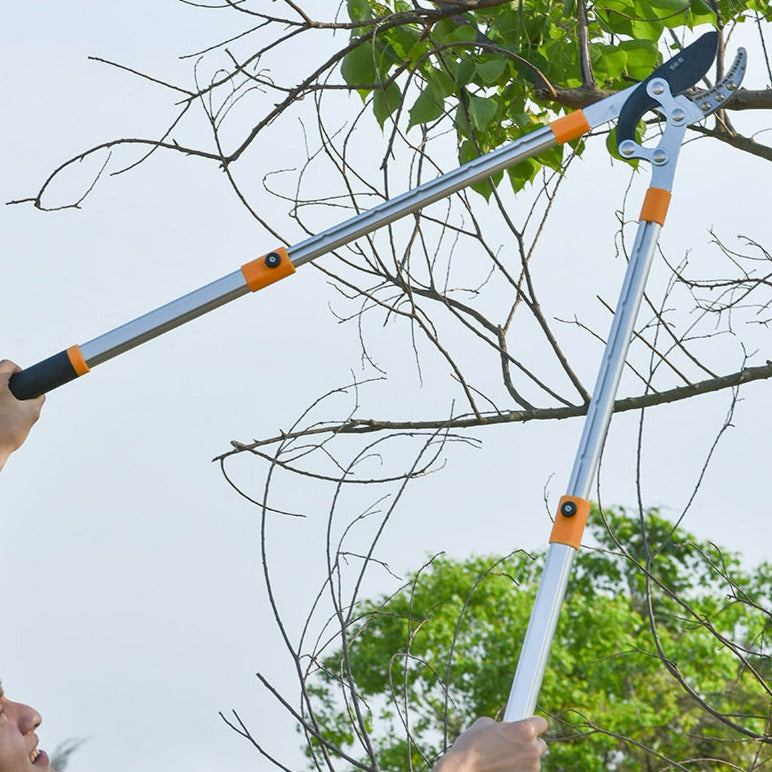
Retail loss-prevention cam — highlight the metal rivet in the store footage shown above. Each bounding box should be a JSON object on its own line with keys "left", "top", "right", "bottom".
{"left": 619, "top": 140, "right": 636, "bottom": 157}
{"left": 701, "top": 102, "right": 711, "bottom": 112}
{"left": 560, "top": 501, "right": 578, "bottom": 517}
{"left": 265, "top": 252, "right": 282, "bottom": 268}
{"left": 727, "top": 81, "right": 737, "bottom": 91}
{"left": 715, "top": 92, "right": 725, "bottom": 102}
{"left": 653, "top": 149, "right": 667, "bottom": 165}
{"left": 651, "top": 81, "right": 665, "bottom": 95}
{"left": 671, "top": 108, "right": 685, "bottom": 124}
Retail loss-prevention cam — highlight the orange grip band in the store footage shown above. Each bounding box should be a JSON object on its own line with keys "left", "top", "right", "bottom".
{"left": 241, "top": 247, "right": 295, "bottom": 292}
{"left": 66, "top": 345, "right": 90, "bottom": 376}
{"left": 639, "top": 188, "right": 671, "bottom": 226}
{"left": 549, "top": 495, "right": 591, "bottom": 549}
{"left": 550, "top": 111, "right": 590, "bottom": 144}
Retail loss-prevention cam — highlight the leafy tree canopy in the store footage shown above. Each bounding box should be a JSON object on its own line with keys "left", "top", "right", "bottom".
{"left": 340, "top": 0, "right": 771, "bottom": 195}
{"left": 305, "top": 508, "right": 771, "bottom": 769}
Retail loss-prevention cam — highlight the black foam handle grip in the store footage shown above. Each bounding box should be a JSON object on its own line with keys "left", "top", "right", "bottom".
{"left": 8, "top": 351, "right": 80, "bottom": 400}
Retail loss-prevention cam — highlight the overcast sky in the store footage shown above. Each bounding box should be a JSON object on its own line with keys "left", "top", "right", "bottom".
{"left": 0, "top": 4, "right": 769, "bottom": 771}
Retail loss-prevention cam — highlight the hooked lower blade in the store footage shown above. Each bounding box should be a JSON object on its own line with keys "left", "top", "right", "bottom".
{"left": 616, "top": 31, "right": 718, "bottom": 143}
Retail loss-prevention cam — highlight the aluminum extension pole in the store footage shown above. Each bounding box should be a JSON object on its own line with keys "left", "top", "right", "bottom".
{"left": 9, "top": 124, "right": 568, "bottom": 400}
{"left": 10, "top": 79, "right": 638, "bottom": 402}
{"left": 504, "top": 207, "right": 668, "bottom": 721}
{"left": 500, "top": 66, "right": 733, "bottom": 719}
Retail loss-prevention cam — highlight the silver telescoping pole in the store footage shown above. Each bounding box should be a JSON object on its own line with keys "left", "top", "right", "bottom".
{"left": 8, "top": 125, "right": 561, "bottom": 400}
{"left": 12, "top": 85, "right": 643, "bottom": 400}
{"left": 83, "top": 126, "right": 560, "bottom": 365}
{"left": 502, "top": 70, "right": 718, "bottom": 719}
{"left": 504, "top": 219, "right": 663, "bottom": 721}
{"left": 77, "top": 128, "right": 563, "bottom": 367}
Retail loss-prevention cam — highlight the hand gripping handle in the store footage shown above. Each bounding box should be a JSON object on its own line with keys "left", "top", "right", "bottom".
{"left": 7, "top": 249, "right": 295, "bottom": 400}
{"left": 8, "top": 347, "right": 90, "bottom": 400}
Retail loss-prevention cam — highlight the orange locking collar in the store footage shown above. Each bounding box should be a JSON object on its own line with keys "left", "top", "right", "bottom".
{"left": 241, "top": 247, "right": 295, "bottom": 292}
{"left": 549, "top": 495, "right": 591, "bottom": 549}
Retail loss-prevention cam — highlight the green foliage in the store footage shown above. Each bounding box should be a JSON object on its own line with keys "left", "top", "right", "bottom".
{"left": 304, "top": 508, "right": 771, "bottom": 769}
{"left": 339, "top": 0, "right": 765, "bottom": 194}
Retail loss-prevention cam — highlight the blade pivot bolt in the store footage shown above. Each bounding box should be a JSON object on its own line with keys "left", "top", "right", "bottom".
{"left": 265, "top": 252, "right": 282, "bottom": 268}
{"left": 560, "top": 501, "right": 578, "bottom": 517}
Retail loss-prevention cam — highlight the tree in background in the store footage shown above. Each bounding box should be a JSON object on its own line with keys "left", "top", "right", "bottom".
{"left": 300, "top": 508, "right": 770, "bottom": 769}
{"left": 339, "top": 0, "right": 771, "bottom": 191}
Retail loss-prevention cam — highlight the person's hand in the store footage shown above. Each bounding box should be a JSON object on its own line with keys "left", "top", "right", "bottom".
{"left": 0, "top": 360, "right": 45, "bottom": 470}
{"left": 433, "top": 716, "right": 549, "bottom": 771}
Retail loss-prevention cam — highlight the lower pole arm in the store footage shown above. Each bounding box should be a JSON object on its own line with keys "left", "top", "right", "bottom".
{"left": 504, "top": 213, "right": 667, "bottom": 719}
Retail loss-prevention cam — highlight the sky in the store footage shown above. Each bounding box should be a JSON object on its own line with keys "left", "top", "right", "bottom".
{"left": 0, "top": 3, "right": 769, "bottom": 771}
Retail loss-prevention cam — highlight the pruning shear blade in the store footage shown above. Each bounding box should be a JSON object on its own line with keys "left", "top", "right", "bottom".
{"left": 689, "top": 46, "right": 748, "bottom": 118}
{"left": 616, "top": 31, "right": 719, "bottom": 143}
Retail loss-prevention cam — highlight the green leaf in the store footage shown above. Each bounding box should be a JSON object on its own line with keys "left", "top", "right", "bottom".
{"left": 539, "top": 144, "right": 564, "bottom": 172}
{"left": 468, "top": 94, "right": 498, "bottom": 132}
{"left": 522, "top": 8, "right": 550, "bottom": 43}
{"left": 475, "top": 58, "right": 508, "bottom": 85}
{"left": 389, "top": 26, "right": 421, "bottom": 60}
{"left": 449, "top": 24, "right": 478, "bottom": 43}
{"left": 650, "top": 0, "right": 689, "bottom": 12}
{"left": 593, "top": 44, "right": 627, "bottom": 82}
{"left": 629, "top": 0, "right": 665, "bottom": 39}
{"left": 618, "top": 38, "right": 660, "bottom": 79}
{"left": 427, "top": 68, "right": 456, "bottom": 98}
{"left": 341, "top": 42, "right": 377, "bottom": 88}
{"left": 507, "top": 157, "right": 539, "bottom": 193}
{"left": 541, "top": 38, "right": 580, "bottom": 85}
{"left": 408, "top": 83, "right": 444, "bottom": 128}
{"left": 597, "top": 0, "right": 635, "bottom": 35}
{"left": 346, "top": 0, "right": 372, "bottom": 22}
{"left": 490, "top": 8, "right": 518, "bottom": 44}
{"left": 455, "top": 58, "right": 475, "bottom": 89}
{"left": 688, "top": 0, "right": 717, "bottom": 22}
{"left": 458, "top": 139, "right": 479, "bottom": 166}
{"left": 454, "top": 102, "right": 473, "bottom": 138}
{"left": 373, "top": 82, "right": 402, "bottom": 128}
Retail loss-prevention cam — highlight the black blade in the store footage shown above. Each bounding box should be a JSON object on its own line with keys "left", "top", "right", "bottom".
{"left": 617, "top": 31, "right": 718, "bottom": 144}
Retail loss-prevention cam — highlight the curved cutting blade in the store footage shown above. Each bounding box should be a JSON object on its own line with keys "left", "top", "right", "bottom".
{"left": 617, "top": 31, "right": 718, "bottom": 144}
{"left": 689, "top": 46, "right": 747, "bottom": 117}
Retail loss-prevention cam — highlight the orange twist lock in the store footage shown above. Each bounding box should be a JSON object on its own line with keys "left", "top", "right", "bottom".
{"left": 241, "top": 247, "right": 295, "bottom": 292}
{"left": 549, "top": 495, "right": 591, "bottom": 549}
{"left": 66, "top": 345, "right": 90, "bottom": 376}
{"left": 550, "top": 111, "right": 590, "bottom": 145}
{"left": 639, "top": 187, "right": 672, "bottom": 226}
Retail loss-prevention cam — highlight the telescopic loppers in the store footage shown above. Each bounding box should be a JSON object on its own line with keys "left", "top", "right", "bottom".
{"left": 8, "top": 30, "right": 748, "bottom": 722}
